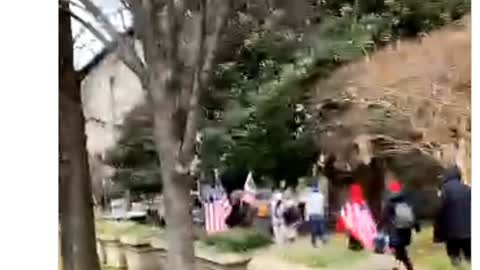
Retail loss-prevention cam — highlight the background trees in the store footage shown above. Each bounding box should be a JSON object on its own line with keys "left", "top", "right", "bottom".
{"left": 59, "top": 0, "right": 470, "bottom": 270}
{"left": 104, "top": 0, "right": 470, "bottom": 192}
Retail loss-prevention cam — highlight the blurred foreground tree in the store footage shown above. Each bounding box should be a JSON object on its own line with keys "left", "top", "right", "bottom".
{"left": 59, "top": 2, "right": 100, "bottom": 270}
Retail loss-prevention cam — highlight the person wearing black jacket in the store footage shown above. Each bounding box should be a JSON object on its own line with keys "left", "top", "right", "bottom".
{"left": 226, "top": 198, "right": 253, "bottom": 228}
{"left": 380, "top": 180, "right": 420, "bottom": 270}
{"left": 433, "top": 166, "right": 471, "bottom": 266}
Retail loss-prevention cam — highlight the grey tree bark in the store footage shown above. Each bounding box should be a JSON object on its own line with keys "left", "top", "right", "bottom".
{"left": 59, "top": 3, "right": 100, "bottom": 270}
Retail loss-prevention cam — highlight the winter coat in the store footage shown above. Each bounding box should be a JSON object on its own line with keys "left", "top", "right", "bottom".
{"left": 380, "top": 191, "right": 420, "bottom": 247}
{"left": 226, "top": 201, "right": 252, "bottom": 227}
{"left": 433, "top": 166, "right": 471, "bottom": 242}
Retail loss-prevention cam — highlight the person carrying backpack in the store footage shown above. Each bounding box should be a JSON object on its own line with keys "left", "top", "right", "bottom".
{"left": 282, "top": 197, "right": 301, "bottom": 243}
{"left": 380, "top": 180, "right": 420, "bottom": 270}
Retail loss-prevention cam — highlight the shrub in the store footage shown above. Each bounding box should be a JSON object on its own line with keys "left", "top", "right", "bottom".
{"left": 202, "top": 228, "right": 272, "bottom": 252}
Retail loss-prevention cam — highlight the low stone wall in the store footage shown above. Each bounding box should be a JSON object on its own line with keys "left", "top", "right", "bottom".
{"left": 97, "top": 240, "right": 106, "bottom": 265}
{"left": 154, "top": 238, "right": 250, "bottom": 270}
{"left": 123, "top": 245, "right": 167, "bottom": 270}
{"left": 196, "top": 256, "right": 251, "bottom": 270}
{"left": 101, "top": 240, "right": 127, "bottom": 269}
{"left": 96, "top": 220, "right": 251, "bottom": 270}
{"left": 97, "top": 235, "right": 252, "bottom": 270}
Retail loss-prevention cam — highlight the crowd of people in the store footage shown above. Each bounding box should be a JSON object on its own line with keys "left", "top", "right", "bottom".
{"left": 265, "top": 166, "right": 471, "bottom": 270}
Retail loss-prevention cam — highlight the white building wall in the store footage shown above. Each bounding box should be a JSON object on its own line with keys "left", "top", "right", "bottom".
{"left": 81, "top": 48, "right": 145, "bottom": 157}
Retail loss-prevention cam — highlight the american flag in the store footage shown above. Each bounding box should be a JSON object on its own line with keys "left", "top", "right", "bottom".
{"left": 204, "top": 194, "right": 232, "bottom": 234}
{"left": 241, "top": 171, "right": 256, "bottom": 205}
{"left": 340, "top": 201, "right": 378, "bottom": 250}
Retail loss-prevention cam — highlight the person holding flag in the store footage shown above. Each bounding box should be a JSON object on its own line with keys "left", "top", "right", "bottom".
{"left": 336, "top": 183, "right": 377, "bottom": 251}
{"left": 242, "top": 171, "right": 257, "bottom": 205}
{"left": 204, "top": 181, "right": 232, "bottom": 234}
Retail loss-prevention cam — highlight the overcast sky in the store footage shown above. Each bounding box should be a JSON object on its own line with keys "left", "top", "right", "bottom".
{"left": 71, "top": 0, "right": 132, "bottom": 70}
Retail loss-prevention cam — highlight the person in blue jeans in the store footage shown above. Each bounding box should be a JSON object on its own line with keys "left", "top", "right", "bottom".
{"left": 305, "top": 183, "right": 327, "bottom": 247}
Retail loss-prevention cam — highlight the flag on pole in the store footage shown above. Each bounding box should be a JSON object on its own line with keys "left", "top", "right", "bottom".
{"left": 339, "top": 201, "right": 377, "bottom": 250}
{"left": 204, "top": 185, "right": 232, "bottom": 234}
{"left": 241, "top": 171, "right": 256, "bottom": 205}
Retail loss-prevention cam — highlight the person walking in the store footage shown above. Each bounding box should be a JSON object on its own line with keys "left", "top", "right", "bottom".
{"left": 380, "top": 180, "right": 420, "bottom": 270}
{"left": 271, "top": 192, "right": 285, "bottom": 244}
{"left": 305, "top": 182, "right": 327, "bottom": 247}
{"left": 282, "top": 193, "right": 302, "bottom": 243}
{"left": 433, "top": 166, "right": 471, "bottom": 266}
{"left": 336, "top": 184, "right": 377, "bottom": 251}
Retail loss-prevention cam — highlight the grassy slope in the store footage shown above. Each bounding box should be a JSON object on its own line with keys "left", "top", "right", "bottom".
{"left": 275, "top": 235, "right": 368, "bottom": 269}
{"left": 271, "top": 224, "right": 471, "bottom": 270}
{"left": 411, "top": 225, "right": 471, "bottom": 270}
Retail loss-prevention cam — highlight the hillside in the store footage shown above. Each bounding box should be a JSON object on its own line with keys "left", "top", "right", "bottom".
{"left": 310, "top": 15, "right": 471, "bottom": 183}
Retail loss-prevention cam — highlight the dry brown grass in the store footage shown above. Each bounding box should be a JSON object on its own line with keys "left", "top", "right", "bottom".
{"left": 311, "top": 15, "right": 471, "bottom": 182}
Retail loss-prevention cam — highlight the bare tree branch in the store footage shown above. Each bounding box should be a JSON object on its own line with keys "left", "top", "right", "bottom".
{"left": 77, "top": 0, "right": 148, "bottom": 85}
{"left": 77, "top": 0, "right": 120, "bottom": 39}
{"left": 120, "top": 0, "right": 130, "bottom": 10}
{"left": 199, "top": 0, "right": 230, "bottom": 88}
{"left": 60, "top": 0, "right": 89, "bottom": 13}
{"left": 179, "top": 0, "right": 230, "bottom": 164}
{"left": 177, "top": 0, "right": 207, "bottom": 161}
{"left": 118, "top": 8, "right": 128, "bottom": 31}
{"left": 66, "top": 9, "right": 111, "bottom": 45}
{"left": 166, "top": 0, "right": 185, "bottom": 66}
{"left": 128, "top": 0, "right": 166, "bottom": 67}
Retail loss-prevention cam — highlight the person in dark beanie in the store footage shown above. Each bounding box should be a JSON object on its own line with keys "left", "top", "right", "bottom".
{"left": 380, "top": 180, "right": 420, "bottom": 270}
{"left": 434, "top": 166, "right": 471, "bottom": 266}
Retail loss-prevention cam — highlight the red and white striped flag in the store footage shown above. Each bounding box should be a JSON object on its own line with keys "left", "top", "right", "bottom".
{"left": 340, "top": 202, "right": 377, "bottom": 250}
{"left": 205, "top": 194, "right": 232, "bottom": 234}
{"left": 241, "top": 171, "right": 256, "bottom": 205}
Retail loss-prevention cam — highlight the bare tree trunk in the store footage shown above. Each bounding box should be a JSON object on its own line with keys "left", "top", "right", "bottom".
{"left": 59, "top": 159, "right": 74, "bottom": 270}
{"left": 149, "top": 79, "right": 196, "bottom": 270}
{"left": 59, "top": 4, "right": 100, "bottom": 270}
{"left": 162, "top": 166, "right": 195, "bottom": 270}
